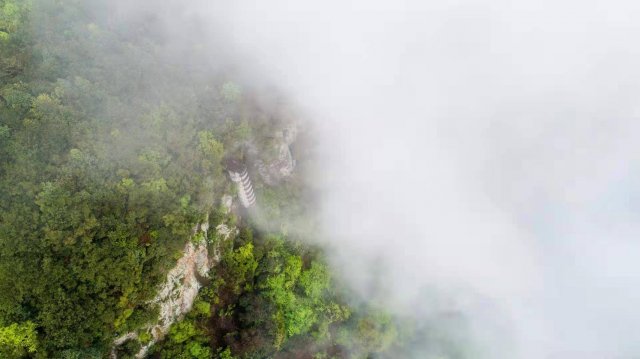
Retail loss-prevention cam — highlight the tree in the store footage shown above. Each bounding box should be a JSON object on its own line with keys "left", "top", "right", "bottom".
{"left": 224, "top": 243, "right": 258, "bottom": 294}
{"left": 0, "top": 321, "right": 38, "bottom": 358}
{"left": 0, "top": 0, "right": 31, "bottom": 79}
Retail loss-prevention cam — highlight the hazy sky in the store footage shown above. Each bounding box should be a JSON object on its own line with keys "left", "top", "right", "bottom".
{"left": 130, "top": 0, "right": 640, "bottom": 357}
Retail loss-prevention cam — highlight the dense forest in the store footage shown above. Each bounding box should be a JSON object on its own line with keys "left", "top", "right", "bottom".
{"left": 1, "top": 0, "right": 630, "bottom": 358}
{"left": 0, "top": 1, "right": 410, "bottom": 358}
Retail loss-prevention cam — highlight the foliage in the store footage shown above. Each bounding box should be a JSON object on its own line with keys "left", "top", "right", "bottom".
{"left": 0, "top": 322, "right": 38, "bottom": 358}
{"left": 220, "top": 81, "right": 242, "bottom": 103}
{"left": 0, "top": 0, "right": 407, "bottom": 358}
{"left": 352, "top": 311, "right": 398, "bottom": 354}
{"left": 0, "top": 0, "right": 241, "bottom": 355}
{"left": 155, "top": 232, "right": 358, "bottom": 358}
{"left": 223, "top": 242, "right": 258, "bottom": 294}
{"left": 152, "top": 309, "right": 212, "bottom": 359}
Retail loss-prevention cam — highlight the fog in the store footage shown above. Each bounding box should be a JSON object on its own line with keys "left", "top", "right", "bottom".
{"left": 128, "top": 0, "right": 640, "bottom": 357}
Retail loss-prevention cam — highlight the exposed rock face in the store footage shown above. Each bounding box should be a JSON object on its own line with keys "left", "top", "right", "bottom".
{"left": 111, "top": 226, "right": 211, "bottom": 359}
{"left": 112, "top": 211, "right": 239, "bottom": 359}
{"left": 113, "top": 332, "right": 137, "bottom": 347}
{"left": 156, "top": 242, "right": 209, "bottom": 329}
{"left": 136, "top": 240, "right": 209, "bottom": 357}
{"left": 221, "top": 195, "right": 233, "bottom": 213}
{"left": 256, "top": 133, "right": 296, "bottom": 185}
{"left": 212, "top": 223, "right": 238, "bottom": 262}
{"left": 216, "top": 223, "right": 236, "bottom": 241}
{"left": 282, "top": 124, "right": 297, "bottom": 146}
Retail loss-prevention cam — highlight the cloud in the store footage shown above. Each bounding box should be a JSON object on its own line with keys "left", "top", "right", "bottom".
{"left": 126, "top": 0, "right": 640, "bottom": 356}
